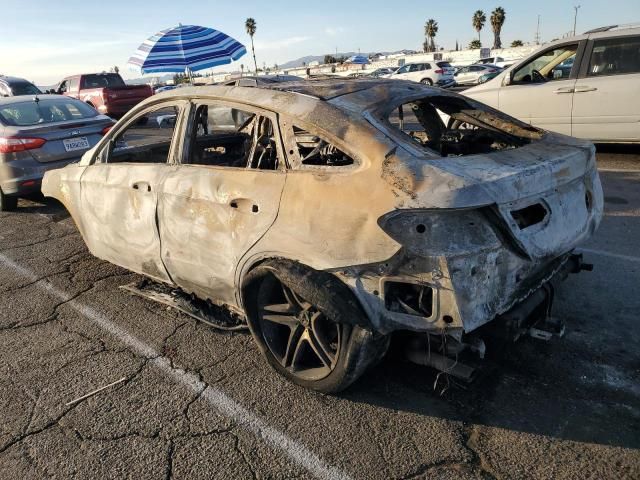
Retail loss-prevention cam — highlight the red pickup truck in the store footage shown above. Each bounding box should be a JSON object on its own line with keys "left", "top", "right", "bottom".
{"left": 53, "top": 73, "right": 152, "bottom": 118}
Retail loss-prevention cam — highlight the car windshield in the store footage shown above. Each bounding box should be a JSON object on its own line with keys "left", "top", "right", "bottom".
{"left": 10, "top": 82, "right": 42, "bottom": 96}
{"left": 436, "top": 62, "right": 452, "bottom": 68}
{"left": 0, "top": 98, "right": 98, "bottom": 126}
{"left": 81, "top": 74, "right": 125, "bottom": 88}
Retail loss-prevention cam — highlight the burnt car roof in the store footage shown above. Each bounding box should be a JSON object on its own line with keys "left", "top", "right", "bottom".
{"left": 154, "top": 79, "right": 444, "bottom": 116}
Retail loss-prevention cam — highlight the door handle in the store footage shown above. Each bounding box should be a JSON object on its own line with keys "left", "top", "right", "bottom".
{"left": 229, "top": 199, "right": 259, "bottom": 213}
{"left": 553, "top": 87, "right": 574, "bottom": 94}
{"left": 132, "top": 182, "right": 151, "bottom": 192}
{"left": 574, "top": 86, "right": 597, "bottom": 93}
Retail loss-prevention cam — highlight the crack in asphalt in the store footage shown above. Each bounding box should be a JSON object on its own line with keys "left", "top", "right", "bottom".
{"left": 0, "top": 252, "right": 353, "bottom": 480}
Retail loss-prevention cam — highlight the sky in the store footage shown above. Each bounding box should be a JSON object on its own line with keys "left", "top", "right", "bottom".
{"left": 1, "top": 0, "right": 639, "bottom": 85}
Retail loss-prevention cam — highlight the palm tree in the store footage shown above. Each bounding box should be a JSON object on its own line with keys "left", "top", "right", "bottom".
{"left": 245, "top": 18, "right": 258, "bottom": 74}
{"left": 472, "top": 10, "right": 486, "bottom": 44}
{"left": 511, "top": 40, "right": 523, "bottom": 47}
{"left": 490, "top": 7, "right": 506, "bottom": 49}
{"left": 424, "top": 19, "right": 438, "bottom": 53}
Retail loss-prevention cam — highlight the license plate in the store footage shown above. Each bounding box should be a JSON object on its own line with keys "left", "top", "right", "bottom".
{"left": 63, "top": 137, "right": 90, "bottom": 152}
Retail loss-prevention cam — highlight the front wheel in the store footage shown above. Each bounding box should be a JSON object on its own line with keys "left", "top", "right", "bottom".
{"left": 0, "top": 188, "right": 18, "bottom": 212}
{"left": 420, "top": 78, "right": 433, "bottom": 85}
{"left": 244, "top": 262, "right": 387, "bottom": 393}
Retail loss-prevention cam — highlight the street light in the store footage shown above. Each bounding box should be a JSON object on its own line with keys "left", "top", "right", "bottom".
{"left": 573, "top": 5, "right": 581, "bottom": 36}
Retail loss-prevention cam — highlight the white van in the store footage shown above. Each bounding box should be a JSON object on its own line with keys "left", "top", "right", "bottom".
{"left": 463, "top": 25, "right": 640, "bottom": 143}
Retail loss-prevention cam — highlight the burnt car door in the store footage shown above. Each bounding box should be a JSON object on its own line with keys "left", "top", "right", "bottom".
{"left": 78, "top": 101, "right": 187, "bottom": 282}
{"left": 157, "top": 100, "right": 286, "bottom": 305}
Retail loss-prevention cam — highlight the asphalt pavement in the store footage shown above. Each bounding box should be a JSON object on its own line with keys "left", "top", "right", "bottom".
{"left": 0, "top": 146, "right": 638, "bottom": 479}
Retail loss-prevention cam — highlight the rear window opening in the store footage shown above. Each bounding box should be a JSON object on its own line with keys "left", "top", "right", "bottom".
{"left": 387, "top": 95, "right": 543, "bottom": 156}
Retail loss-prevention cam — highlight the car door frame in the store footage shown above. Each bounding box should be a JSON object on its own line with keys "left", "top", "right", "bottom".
{"left": 572, "top": 32, "right": 640, "bottom": 142}
{"left": 156, "top": 98, "right": 289, "bottom": 307}
{"left": 497, "top": 39, "right": 588, "bottom": 135}
{"left": 78, "top": 98, "right": 189, "bottom": 282}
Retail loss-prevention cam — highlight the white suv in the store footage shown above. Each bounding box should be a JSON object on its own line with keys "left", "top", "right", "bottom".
{"left": 387, "top": 62, "right": 455, "bottom": 86}
{"left": 463, "top": 25, "right": 640, "bottom": 143}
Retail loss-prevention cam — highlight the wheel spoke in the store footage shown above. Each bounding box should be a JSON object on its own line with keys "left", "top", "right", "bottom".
{"left": 285, "top": 325, "right": 306, "bottom": 370}
{"left": 305, "top": 329, "right": 332, "bottom": 368}
{"left": 282, "top": 284, "right": 312, "bottom": 311}
{"left": 310, "top": 313, "right": 339, "bottom": 367}
{"left": 263, "top": 303, "right": 296, "bottom": 314}
{"left": 261, "top": 314, "right": 299, "bottom": 328}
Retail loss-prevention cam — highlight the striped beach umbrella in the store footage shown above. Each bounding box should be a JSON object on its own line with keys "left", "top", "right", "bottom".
{"left": 128, "top": 24, "right": 246, "bottom": 74}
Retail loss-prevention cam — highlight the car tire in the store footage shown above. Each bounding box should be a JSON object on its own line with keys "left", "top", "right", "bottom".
{"left": 0, "top": 188, "right": 18, "bottom": 212}
{"left": 420, "top": 78, "right": 433, "bottom": 85}
{"left": 243, "top": 260, "right": 388, "bottom": 393}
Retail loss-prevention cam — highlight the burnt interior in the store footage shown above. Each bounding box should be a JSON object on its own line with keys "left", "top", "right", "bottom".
{"left": 293, "top": 126, "right": 354, "bottom": 166}
{"left": 387, "top": 95, "right": 543, "bottom": 157}
{"left": 511, "top": 203, "right": 547, "bottom": 229}
{"left": 384, "top": 281, "right": 433, "bottom": 317}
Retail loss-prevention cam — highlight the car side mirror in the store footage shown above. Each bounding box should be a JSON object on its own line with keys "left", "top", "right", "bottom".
{"left": 503, "top": 72, "right": 513, "bottom": 86}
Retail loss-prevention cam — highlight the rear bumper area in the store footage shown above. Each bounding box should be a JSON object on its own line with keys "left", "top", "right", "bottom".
{"left": 334, "top": 165, "right": 602, "bottom": 336}
{"left": 0, "top": 157, "right": 79, "bottom": 195}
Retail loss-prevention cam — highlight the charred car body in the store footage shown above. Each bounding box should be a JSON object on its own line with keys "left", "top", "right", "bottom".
{"left": 42, "top": 79, "right": 602, "bottom": 392}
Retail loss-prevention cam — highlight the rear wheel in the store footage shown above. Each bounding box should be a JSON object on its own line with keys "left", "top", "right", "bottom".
{"left": 0, "top": 188, "right": 18, "bottom": 212}
{"left": 420, "top": 78, "right": 433, "bottom": 85}
{"left": 244, "top": 262, "right": 387, "bottom": 393}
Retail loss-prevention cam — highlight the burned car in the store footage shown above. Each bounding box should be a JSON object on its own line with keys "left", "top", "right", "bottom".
{"left": 42, "top": 79, "right": 603, "bottom": 392}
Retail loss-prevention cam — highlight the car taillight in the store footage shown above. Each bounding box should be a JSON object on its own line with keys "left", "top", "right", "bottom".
{"left": 0, "top": 137, "right": 46, "bottom": 153}
{"left": 434, "top": 69, "right": 443, "bottom": 74}
{"left": 101, "top": 125, "right": 114, "bottom": 135}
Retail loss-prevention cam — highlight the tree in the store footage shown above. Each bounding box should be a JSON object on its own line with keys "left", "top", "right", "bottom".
{"left": 472, "top": 10, "right": 486, "bottom": 43}
{"left": 324, "top": 54, "right": 337, "bottom": 64}
{"left": 469, "top": 39, "right": 482, "bottom": 49}
{"left": 424, "top": 19, "right": 438, "bottom": 53}
{"left": 490, "top": 7, "right": 506, "bottom": 49}
{"left": 245, "top": 18, "right": 258, "bottom": 74}
{"left": 511, "top": 40, "right": 524, "bottom": 47}
{"left": 240, "top": 63, "right": 245, "bottom": 76}
{"left": 455, "top": 39, "right": 459, "bottom": 51}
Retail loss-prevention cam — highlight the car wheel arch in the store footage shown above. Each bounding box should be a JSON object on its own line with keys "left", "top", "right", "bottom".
{"left": 239, "top": 257, "right": 373, "bottom": 330}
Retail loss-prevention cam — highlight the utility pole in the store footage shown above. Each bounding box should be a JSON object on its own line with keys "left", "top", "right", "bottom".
{"left": 535, "top": 15, "right": 541, "bottom": 44}
{"left": 573, "top": 5, "right": 581, "bottom": 36}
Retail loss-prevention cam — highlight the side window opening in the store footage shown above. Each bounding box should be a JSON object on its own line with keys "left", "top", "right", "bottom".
{"left": 387, "top": 95, "right": 542, "bottom": 157}
{"left": 588, "top": 36, "right": 640, "bottom": 76}
{"left": 188, "top": 104, "right": 280, "bottom": 170}
{"left": 512, "top": 44, "right": 578, "bottom": 83}
{"left": 292, "top": 125, "right": 354, "bottom": 167}
{"left": 107, "top": 106, "right": 179, "bottom": 164}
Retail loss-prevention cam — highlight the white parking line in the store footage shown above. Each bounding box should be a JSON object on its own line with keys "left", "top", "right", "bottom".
{"left": 0, "top": 253, "right": 350, "bottom": 480}
{"left": 597, "top": 168, "right": 640, "bottom": 173}
{"left": 579, "top": 248, "right": 640, "bottom": 264}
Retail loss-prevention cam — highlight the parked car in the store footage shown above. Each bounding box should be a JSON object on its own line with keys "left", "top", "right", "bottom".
{"left": 0, "top": 76, "right": 42, "bottom": 97}
{"left": 453, "top": 64, "right": 502, "bottom": 85}
{"left": 477, "top": 56, "right": 512, "bottom": 68}
{"left": 154, "top": 85, "right": 177, "bottom": 94}
{"left": 0, "top": 95, "right": 113, "bottom": 210}
{"left": 464, "top": 25, "right": 640, "bottom": 142}
{"left": 368, "top": 67, "right": 397, "bottom": 78}
{"left": 51, "top": 73, "right": 153, "bottom": 118}
{"left": 222, "top": 74, "right": 303, "bottom": 87}
{"left": 387, "top": 62, "right": 455, "bottom": 86}
{"left": 42, "top": 80, "right": 602, "bottom": 392}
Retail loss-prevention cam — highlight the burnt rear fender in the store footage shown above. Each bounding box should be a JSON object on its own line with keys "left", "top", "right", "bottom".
{"left": 241, "top": 258, "right": 372, "bottom": 329}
